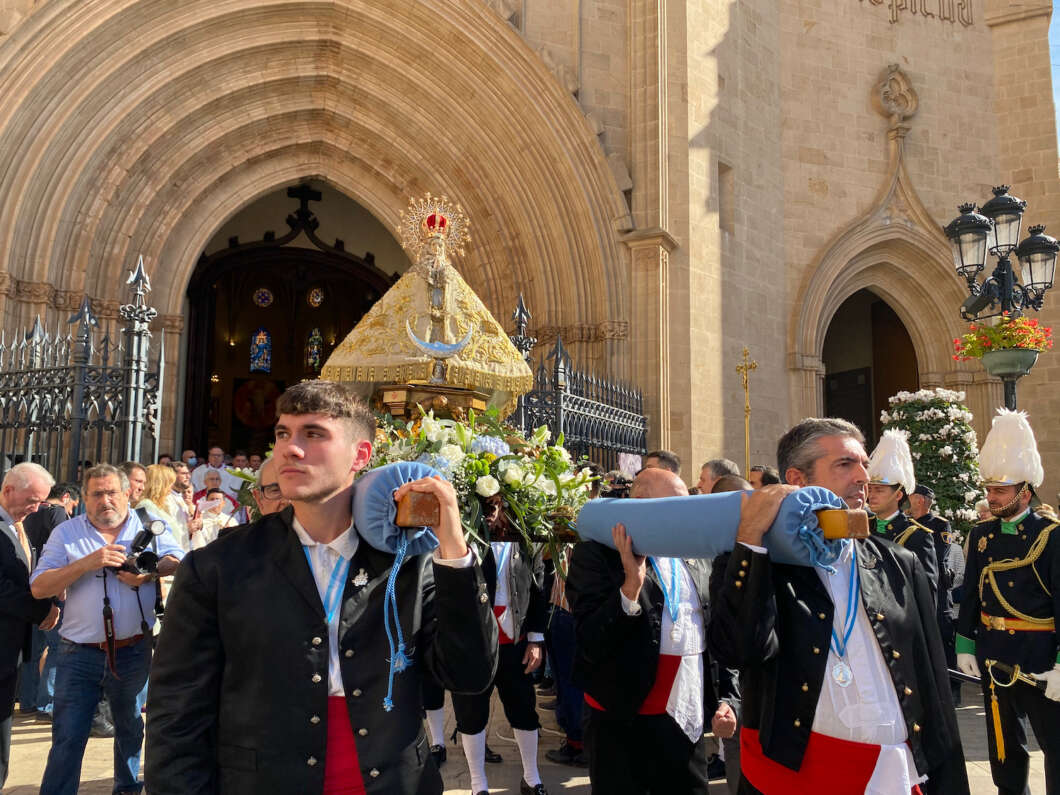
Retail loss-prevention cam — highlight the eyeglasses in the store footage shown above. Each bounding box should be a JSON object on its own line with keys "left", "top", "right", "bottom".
{"left": 258, "top": 483, "right": 282, "bottom": 499}
{"left": 87, "top": 489, "right": 123, "bottom": 500}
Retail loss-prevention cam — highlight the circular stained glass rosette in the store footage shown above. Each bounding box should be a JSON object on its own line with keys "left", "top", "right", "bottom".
{"left": 307, "top": 287, "right": 325, "bottom": 308}
{"left": 253, "top": 287, "right": 274, "bottom": 308}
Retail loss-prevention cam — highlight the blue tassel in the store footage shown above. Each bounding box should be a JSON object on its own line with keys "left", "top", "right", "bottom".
{"left": 382, "top": 533, "right": 412, "bottom": 711}
{"left": 795, "top": 521, "right": 845, "bottom": 575}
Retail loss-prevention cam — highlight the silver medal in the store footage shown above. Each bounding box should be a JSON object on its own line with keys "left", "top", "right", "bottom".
{"left": 670, "top": 625, "right": 682, "bottom": 643}
{"left": 832, "top": 661, "right": 853, "bottom": 688}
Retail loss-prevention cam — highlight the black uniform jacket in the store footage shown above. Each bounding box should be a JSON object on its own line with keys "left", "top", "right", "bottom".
{"left": 873, "top": 512, "right": 939, "bottom": 606}
{"left": 920, "top": 513, "right": 956, "bottom": 622}
{"left": 708, "top": 538, "right": 969, "bottom": 795}
{"left": 565, "top": 540, "right": 738, "bottom": 721}
{"left": 956, "top": 511, "right": 1060, "bottom": 674}
{"left": 0, "top": 522, "right": 51, "bottom": 680}
{"left": 145, "top": 507, "right": 498, "bottom": 795}
{"left": 482, "top": 541, "right": 547, "bottom": 639}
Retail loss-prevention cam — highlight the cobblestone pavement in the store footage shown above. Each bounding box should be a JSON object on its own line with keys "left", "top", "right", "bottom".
{"left": 3, "top": 683, "right": 1043, "bottom": 793}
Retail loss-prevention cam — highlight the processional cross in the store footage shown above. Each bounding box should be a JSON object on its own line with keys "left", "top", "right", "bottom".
{"left": 735, "top": 347, "right": 758, "bottom": 476}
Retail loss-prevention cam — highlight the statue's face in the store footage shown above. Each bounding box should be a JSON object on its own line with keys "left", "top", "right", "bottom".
{"left": 483, "top": 493, "right": 509, "bottom": 533}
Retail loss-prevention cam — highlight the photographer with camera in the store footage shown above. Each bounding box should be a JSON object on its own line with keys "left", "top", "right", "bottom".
{"left": 30, "top": 464, "right": 183, "bottom": 795}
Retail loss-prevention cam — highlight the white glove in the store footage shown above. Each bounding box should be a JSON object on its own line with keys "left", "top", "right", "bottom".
{"left": 1031, "top": 664, "right": 1060, "bottom": 702}
{"left": 957, "top": 653, "right": 980, "bottom": 678}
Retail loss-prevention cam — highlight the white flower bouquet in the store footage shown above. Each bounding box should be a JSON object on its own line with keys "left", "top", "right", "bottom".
{"left": 367, "top": 407, "right": 595, "bottom": 549}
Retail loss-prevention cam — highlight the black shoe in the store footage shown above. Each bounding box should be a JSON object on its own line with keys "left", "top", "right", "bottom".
{"left": 484, "top": 744, "right": 503, "bottom": 764}
{"left": 90, "top": 714, "right": 115, "bottom": 738}
{"left": 545, "top": 742, "right": 587, "bottom": 767}
{"left": 429, "top": 743, "right": 446, "bottom": 768}
{"left": 706, "top": 753, "right": 726, "bottom": 780}
{"left": 521, "top": 780, "right": 548, "bottom": 795}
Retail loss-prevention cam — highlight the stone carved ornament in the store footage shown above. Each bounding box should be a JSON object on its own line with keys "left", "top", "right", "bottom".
{"left": 872, "top": 64, "right": 919, "bottom": 130}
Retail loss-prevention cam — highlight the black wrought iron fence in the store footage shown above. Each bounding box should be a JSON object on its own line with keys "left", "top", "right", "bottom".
{"left": 0, "top": 259, "right": 163, "bottom": 482}
{"left": 509, "top": 297, "right": 647, "bottom": 472}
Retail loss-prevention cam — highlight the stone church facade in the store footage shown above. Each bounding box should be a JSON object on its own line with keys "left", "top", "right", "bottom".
{"left": 0, "top": 0, "right": 1057, "bottom": 498}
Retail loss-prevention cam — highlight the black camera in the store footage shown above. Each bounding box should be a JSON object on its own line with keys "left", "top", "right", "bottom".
{"left": 114, "top": 520, "right": 166, "bottom": 575}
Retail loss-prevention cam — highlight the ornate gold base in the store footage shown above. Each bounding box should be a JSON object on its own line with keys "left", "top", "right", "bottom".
{"left": 373, "top": 383, "right": 490, "bottom": 421}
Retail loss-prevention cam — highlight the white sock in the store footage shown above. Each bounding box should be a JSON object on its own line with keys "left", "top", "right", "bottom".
{"left": 460, "top": 730, "right": 488, "bottom": 793}
{"left": 514, "top": 727, "right": 541, "bottom": 786}
{"left": 426, "top": 708, "right": 446, "bottom": 747}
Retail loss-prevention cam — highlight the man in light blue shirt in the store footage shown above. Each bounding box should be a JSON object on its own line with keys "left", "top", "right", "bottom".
{"left": 30, "top": 463, "right": 183, "bottom": 795}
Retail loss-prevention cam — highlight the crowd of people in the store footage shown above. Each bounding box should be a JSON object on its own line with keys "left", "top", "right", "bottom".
{"left": 1, "top": 380, "right": 1058, "bottom": 795}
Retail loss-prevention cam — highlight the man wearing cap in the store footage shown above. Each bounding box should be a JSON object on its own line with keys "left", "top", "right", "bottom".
{"left": 865, "top": 430, "right": 940, "bottom": 606}
{"left": 956, "top": 408, "right": 1060, "bottom": 795}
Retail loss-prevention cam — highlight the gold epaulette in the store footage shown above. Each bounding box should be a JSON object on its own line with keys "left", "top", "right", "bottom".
{"left": 978, "top": 521, "right": 1059, "bottom": 623}
{"left": 894, "top": 518, "right": 932, "bottom": 547}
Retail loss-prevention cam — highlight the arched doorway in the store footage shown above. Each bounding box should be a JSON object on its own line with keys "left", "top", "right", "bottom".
{"left": 183, "top": 182, "right": 408, "bottom": 454}
{"left": 822, "top": 289, "right": 919, "bottom": 447}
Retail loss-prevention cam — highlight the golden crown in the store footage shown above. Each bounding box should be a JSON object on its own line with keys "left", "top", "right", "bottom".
{"left": 399, "top": 192, "right": 471, "bottom": 260}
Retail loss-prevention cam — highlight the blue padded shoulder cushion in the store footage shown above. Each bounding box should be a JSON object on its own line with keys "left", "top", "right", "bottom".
{"left": 352, "top": 461, "right": 441, "bottom": 556}
{"left": 575, "top": 486, "right": 847, "bottom": 570}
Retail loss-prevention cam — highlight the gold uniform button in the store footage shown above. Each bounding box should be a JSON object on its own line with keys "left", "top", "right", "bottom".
{"left": 741, "top": 560, "right": 749, "bottom": 568}
{"left": 818, "top": 612, "right": 826, "bottom": 620}
{"left": 307, "top": 757, "right": 318, "bottom": 766}
{"left": 311, "top": 674, "right": 322, "bottom": 683}
{"left": 904, "top": 687, "right": 913, "bottom": 696}
{"left": 310, "top": 715, "right": 320, "bottom": 725}
{"left": 988, "top": 533, "right": 994, "bottom": 539}
{"left": 358, "top": 728, "right": 368, "bottom": 737}
{"left": 352, "top": 689, "right": 362, "bottom": 697}
{"left": 1018, "top": 524, "right": 1024, "bottom": 531}
{"left": 892, "top": 650, "right": 901, "bottom": 659}
{"left": 913, "top": 723, "right": 921, "bottom": 733}
{"left": 312, "top": 637, "right": 322, "bottom": 646}
{"left": 369, "top": 769, "right": 380, "bottom": 778}
{"left": 801, "top": 683, "right": 809, "bottom": 692}
{"left": 734, "top": 581, "right": 743, "bottom": 589}
{"left": 794, "top": 719, "right": 801, "bottom": 727}
{"left": 345, "top": 649, "right": 354, "bottom": 658}
{"left": 813, "top": 647, "right": 820, "bottom": 655}
{"left": 1009, "top": 581, "right": 1015, "bottom": 587}
{"left": 479, "top": 593, "right": 489, "bottom": 603}
{"left": 876, "top": 612, "right": 885, "bottom": 621}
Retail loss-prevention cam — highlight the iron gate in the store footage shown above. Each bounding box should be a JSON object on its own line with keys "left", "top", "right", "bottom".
{"left": 0, "top": 258, "right": 163, "bottom": 482}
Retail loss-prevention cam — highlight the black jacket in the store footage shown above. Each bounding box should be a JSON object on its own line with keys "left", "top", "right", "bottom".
{"left": 565, "top": 540, "right": 738, "bottom": 721}
{"left": 482, "top": 542, "right": 547, "bottom": 639}
{"left": 956, "top": 511, "right": 1060, "bottom": 673}
{"left": 23, "top": 503, "right": 69, "bottom": 560}
{"left": 145, "top": 507, "right": 498, "bottom": 795}
{"left": 873, "top": 512, "right": 939, "bottom": 606}
{"left": 0, "top": 520, "right": 51, "bottom": 680}
{"left": 708, "top": 538, "right": 968, "bottom": 795}
{"left": 919, "top": 512, "right": 956, "bottom": 623}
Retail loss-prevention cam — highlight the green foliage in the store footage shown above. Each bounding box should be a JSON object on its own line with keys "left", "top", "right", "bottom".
{"left": 880, "top": 389, "right": 982, "bottom": 539}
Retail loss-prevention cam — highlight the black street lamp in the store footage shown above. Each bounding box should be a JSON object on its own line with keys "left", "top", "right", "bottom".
{"left": 945, "top": 186, "right": 1058, "bottom": 409}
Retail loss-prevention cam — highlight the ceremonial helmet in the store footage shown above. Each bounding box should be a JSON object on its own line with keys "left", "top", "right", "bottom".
{"left": 978, "top": 408, "right": 1044, "bottom": 488}
{"left": 867, "top": 429, "right": 916, "bottom": 496}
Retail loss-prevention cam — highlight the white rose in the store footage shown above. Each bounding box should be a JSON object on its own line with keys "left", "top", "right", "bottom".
{"left": 475, "top": 475, "right": 500, "bottom": 497}
{"left": 438, "top": 444, "right": 465, "bottom": 465}
{"left": 501, "top": 463, "right": 525, "bottom": 486}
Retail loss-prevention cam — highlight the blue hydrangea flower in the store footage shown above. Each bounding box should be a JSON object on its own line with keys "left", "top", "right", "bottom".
{"left": 470, "top": 435, "right": 511, "bottom": 457}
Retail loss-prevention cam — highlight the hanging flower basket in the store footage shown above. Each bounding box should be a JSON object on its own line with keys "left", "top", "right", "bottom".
{"left": 980, "top": 348, "right": 1039, "bottom": 378}
{"left": 953, "top": 314, "right": 1052, "bottom": 361}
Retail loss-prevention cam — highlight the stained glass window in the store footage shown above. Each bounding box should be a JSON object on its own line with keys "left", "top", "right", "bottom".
{"left": 250, "top": 327, "right": 272, "bottom": 374}
{"left": 253, "top": 287, "right": 274, "bottom": 308}
{"left": 304, "top": 327, "right": 324, "bottom": 372}
{"left": 307, "top": 287, "right": 324, "bottom": 308}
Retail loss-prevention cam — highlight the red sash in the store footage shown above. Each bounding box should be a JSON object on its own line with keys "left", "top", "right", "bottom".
{"left": 494, "top": 605, "right": 525, "bottom": 645}
{"left": 584, "top": 654, "right": 682, "bottom": 714}
{"left": 741, "top": 727, "right": 923, "bottom": 795}
{"left": 324, "top": 696, "right": 366, "bottom": 795}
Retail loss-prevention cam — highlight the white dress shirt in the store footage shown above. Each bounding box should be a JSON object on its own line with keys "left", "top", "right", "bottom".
{"left": 490, "top": 541, "right": 545, "bottom": 643}
{"left": 619, "top": 557, "right": 705, "bottom": 742}
{"left": 812, "top": 542, "right": 924, "bottom": 792}
{"left": 292, "top": 517, "right": 474, "bottom": 696}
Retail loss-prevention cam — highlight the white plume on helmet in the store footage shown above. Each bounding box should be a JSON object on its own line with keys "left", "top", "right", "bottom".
{"left": 867, "top": 429, "right": 916, "bottom": 496}
{"left": 979, "top": 408, "right": 1043, "bottom": 488}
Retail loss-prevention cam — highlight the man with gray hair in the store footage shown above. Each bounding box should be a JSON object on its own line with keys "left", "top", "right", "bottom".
{"left": 708, "top": 418, "right": 968, "bottom": 793}
{"left": 0, "top": 461, "right": 59, "bottom": 786}
{"left": 696, "top": 458, "right": 741, "bottom": 495}
{"left": 31, "top": 463, "right": 184, "bottom": 795}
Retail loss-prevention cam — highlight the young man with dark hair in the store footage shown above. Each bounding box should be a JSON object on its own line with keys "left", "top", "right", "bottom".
{"left": 642, "top": 450, "right": 681, "bottom": 475}
{"left": 146, "top": 380, "right": 498, "bottom": 794}
{"left": 748, "top": 465, "right": 781, "bottom": 489}
{"left": 709, "top": 417, "right": 968, "bottom": 794}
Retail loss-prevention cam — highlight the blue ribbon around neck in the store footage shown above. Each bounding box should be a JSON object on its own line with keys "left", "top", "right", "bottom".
{"left": 648, "top": 557, "right": 680, "bottom": 626}
{"left": 829, "top": 555, "right": 860, "bottom": 660}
